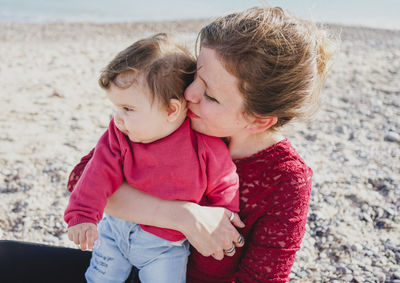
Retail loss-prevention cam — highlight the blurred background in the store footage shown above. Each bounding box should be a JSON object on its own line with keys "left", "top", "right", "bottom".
{"left": 0, "top": 0, "right": 399, "bottom": 282}
{"left": 0, "top": 0, "right": 399, "bottom": 29}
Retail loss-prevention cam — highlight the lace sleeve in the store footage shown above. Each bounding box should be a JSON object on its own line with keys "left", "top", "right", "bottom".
{"left": 236, "top": 172, "right": 312, "bottom": 282}
{"left": 66, "top": 148, "right": 95, "bottom": 193}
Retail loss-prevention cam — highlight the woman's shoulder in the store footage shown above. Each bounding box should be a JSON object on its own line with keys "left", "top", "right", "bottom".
{"left": 235, "top": 138, "right": 312, "bottom": 176}
{"left": 274, "top": 139, "right": 313, "bottom": 180}
{"left": 236, "top": 139, "right": 312, "bottom": 202}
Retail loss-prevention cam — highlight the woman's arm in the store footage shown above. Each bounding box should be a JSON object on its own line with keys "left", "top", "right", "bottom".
{"left": 235, "top": 175, "right": 311, "bottom": 282}
{"left": 105, "top": 183, "right": 245, "bottom": 260}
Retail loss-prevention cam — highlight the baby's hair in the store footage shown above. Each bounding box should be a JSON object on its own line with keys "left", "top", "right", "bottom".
{"left": 99, "top": 33, "right": 196, "bottom": 108}
{"left": 197, "top": 6, "right": 338, "bottom": 129}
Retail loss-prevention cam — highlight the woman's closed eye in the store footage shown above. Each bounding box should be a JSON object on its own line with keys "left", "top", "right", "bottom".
{"left": 204, "top": 93, "right": 219, "bottom": 103}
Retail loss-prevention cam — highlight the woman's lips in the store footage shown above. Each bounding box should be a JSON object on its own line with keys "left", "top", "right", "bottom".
{"left": 187, "top": 109, "right": 200, "bottom": 118}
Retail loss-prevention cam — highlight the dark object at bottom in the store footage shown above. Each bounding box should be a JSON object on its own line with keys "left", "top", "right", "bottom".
{"left": 0, "top": 240, "right": 140, "bottom": 283}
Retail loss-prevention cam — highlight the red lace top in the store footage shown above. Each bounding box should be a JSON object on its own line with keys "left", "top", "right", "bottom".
{"left": 67, "top": 138, "right": 312, "bottom": 282}
{"left": 187, "top": 138, "right": 312, "bottom": 282}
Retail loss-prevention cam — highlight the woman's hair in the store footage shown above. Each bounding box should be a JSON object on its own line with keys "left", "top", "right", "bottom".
{"left": 197, "top": 6, "right": 337, "bottom": 129}
{"left": 99, "top": 33, "right": 196, "bottom": 108}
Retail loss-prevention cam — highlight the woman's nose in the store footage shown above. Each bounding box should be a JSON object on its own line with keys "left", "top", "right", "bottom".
{"left": 184, "top": 81, "right": 201, "bottom": 103}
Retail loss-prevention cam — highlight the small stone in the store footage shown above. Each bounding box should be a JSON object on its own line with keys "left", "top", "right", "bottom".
{"left": 351, "top": 243, "right": 363, "bottom": 252}
{"left": 362, "top": 213, "right": 373, "bottom": 223}
{"left": 384, "top": 131, "right": 400, "bottom": 143}
{"left": 384, "top": 207, "right": 395, "bottom": 217}
{"left": 363, "top": 257, "right": 372, "bottom": 267}
{"left": 352, "top": 276, "right": 364, "bottom": 283}
{"left": 394, "top": 272, "right": 400, "bottom": 279}
{"left": 374, "top": 207, "right": 384, "bottom": 218}
{"left": 50, "top": 91, "right": 64, "bottom": 98}
{"left": 336, "top": 266, "right": 347, "bottom": 274}
{"left": 374, "top": 271, "right": 386, "bottom": 282}
{"left": 296, "top": 270, "right": 307, "bottom": 278}
{"left": 344, "top": 274, "right": 353, "bottom": 281}
{"left": 304, "top": 134, "right": 317, "bottom": 141}
{"left": 335, "top": 125, "right": 345, "bottom": 134}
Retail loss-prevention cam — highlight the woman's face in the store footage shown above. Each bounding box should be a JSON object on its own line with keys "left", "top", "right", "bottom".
{"left": 185, "top": 47, "right": 249, "bottom": 138}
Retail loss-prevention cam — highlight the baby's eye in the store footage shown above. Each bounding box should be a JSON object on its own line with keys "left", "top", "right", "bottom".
{"left": 123, "top": 107, "right": 134, "bottom": 112}
{"left": 204, "top": 93, "right": 219, "bottom": 103}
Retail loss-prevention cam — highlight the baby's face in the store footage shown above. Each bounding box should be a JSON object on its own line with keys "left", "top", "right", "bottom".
{"left": 107, "top": 76, "right": 169, "bottom": 144}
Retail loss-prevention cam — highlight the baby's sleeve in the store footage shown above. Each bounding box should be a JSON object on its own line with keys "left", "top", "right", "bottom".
{"left": 64, "top": 120, "right": 128, "bottom": 227}
{"left": 200, "top": 136, "right": 239, "bottom": 212}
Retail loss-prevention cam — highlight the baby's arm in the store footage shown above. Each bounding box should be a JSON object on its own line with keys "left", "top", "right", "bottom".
{"left": 68, "top": 223, "right": 98, "bottom": 251}
{"left": 64, "top": 120, "right": 126, "bottom": 235}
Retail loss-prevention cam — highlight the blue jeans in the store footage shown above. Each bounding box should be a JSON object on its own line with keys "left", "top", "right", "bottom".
{"left": 85, "top": 215, "right": 190, "bottom": 283}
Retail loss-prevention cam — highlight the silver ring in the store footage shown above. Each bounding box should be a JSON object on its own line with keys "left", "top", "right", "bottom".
{"left": 237, "top": 235, "right": 244, "bottom": 245}
{"left": 229, "top": 212, "right": 235, "bottom": 222}
{"left": 224, "top": 244, "right": 235, "bottom": 254}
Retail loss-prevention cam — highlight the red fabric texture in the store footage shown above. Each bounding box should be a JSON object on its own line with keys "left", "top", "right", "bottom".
{"left": 186, "top": 139, "right": 312, "bottom": 282}
{"left": 67, "top": 138, "right": 312, "bottom": 281}
{"left": 64, "top": 118, "right": 239, "bottom": 241}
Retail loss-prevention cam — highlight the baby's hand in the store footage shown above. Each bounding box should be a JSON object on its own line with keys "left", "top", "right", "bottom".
{"left": 68, "top": 222, "right": 98, "bottom": 251}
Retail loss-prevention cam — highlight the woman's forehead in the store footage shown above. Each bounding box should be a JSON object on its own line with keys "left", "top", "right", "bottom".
{"left": 196, "top": 48, "right": 244, "bottom": 110}
{"left": 197, "top": 48, "right": 240, "bottom": 92}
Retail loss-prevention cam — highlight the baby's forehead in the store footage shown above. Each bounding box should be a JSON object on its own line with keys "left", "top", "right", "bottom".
{"left": 114, "top": 70, "right": 145, "bottom": 89}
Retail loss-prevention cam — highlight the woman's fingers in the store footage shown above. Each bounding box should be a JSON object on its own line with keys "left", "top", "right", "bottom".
{"left": 223, "top": 210, "right": 245, "bottom": 248}
{"left": 226, "top": 211, "right": 245, "bottom": 228}
{"left": 234, "top": 234, "right": 245, "bottom": 247}
{"left": 223, "top": 243, "right": 236, "bottom": 257}
{"left": 183, "top": 205, "right": 246, "bottom": 260}
{"left": 212, "top": 250, "right": 225, "bottom": 260}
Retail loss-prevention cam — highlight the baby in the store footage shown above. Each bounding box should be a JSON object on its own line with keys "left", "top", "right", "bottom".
{"left": 64, "top": 33, "right": 239, "bottom": 283}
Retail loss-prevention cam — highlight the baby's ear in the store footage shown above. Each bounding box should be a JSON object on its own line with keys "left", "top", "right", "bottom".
{"left": 166, "top": 98, "right": 185, "bottom": 122}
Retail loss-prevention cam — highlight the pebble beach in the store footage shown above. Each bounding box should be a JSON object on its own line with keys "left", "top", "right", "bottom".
{"left": 0, "top": 20, "right": 399, "bottom": 282}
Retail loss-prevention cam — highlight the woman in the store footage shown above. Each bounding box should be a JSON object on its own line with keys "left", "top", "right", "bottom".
{"left": 0, "top": 6, "right": 335, "bottom": 283}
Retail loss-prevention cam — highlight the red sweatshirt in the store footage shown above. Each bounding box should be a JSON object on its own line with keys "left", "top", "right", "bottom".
{"left": 64, "top": 118, "right": 239, "bottom": 241}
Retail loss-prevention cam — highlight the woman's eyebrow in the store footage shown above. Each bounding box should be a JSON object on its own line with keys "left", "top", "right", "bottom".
{"left": 196, "top": 66, "right": 213, "bottom": 91}
{"left": 197, "top": 74, "right": 208, "bottom": 88}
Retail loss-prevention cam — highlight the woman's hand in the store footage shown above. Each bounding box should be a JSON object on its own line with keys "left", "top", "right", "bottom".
{"left": 180, "top": 203, "right": 245, "bottom": 260}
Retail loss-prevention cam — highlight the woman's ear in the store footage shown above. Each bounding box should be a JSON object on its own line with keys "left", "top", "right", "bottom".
{"left": 245, "top": 116, "right": 278, "bottom": 134}
{"left": 166, "top": 98, "right": 185, "bottom": 122}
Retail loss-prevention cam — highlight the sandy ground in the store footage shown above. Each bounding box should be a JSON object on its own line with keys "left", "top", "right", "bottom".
{"left": 0, "top": 20, "right": 399, "bottom": 282}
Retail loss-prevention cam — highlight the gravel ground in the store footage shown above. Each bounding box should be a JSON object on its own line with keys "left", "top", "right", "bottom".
{"left": 0, "top": 20, "right": 399, "bottom": 282}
